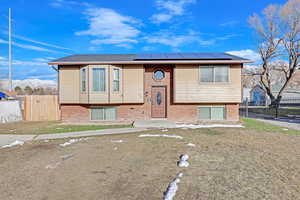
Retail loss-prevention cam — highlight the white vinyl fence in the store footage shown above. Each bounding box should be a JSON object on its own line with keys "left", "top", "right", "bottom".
{"left": 0, "top": 101, "right": 23, "bottom": 123}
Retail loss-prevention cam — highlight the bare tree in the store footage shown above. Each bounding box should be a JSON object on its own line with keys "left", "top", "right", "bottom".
{"left": 249, "top": 0, "right": 300, "bottom": 117}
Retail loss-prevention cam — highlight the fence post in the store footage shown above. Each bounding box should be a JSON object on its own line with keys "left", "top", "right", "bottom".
{"left": 245, "top": 97, "right": 249, "bottom": 117}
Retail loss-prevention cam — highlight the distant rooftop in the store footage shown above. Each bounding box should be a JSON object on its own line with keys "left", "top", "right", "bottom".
{"left": 49, "top": 52, "right": 251, "bottom": 65}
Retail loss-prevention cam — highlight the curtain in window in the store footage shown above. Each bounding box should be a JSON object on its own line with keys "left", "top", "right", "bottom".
{"left": 113, "top": 69, "right": 120, "bottom": 92}
{"left": 211, "top": 107, "right": 225, "bottom": 120}
{"left": 198, "top": 107, "right": 211, "bottom": 120}
{"left": 91, "top": 108, "right": 104, "bottom": 120}
{"left": 215, "top": 66, "right": 228, "bottom": 82}
{"left": 200, "top": 67, "right": 214, "bottom": 82}
{"left": 105, "top": 107, "right": 116, "bottom": 120}
{"left": 93, "top": 68, "right": 105, "bottom": 92}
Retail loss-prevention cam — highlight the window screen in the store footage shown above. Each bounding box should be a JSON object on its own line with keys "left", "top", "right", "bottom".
{"left": 93, "top": 68, "right": 106, "bottom": 92}
{"left": 198, "top": 107, "right": 211, "bottom": 120}
{"left": 91, "top": 107, "right": 116, "bottom": 120}
{"left": 215, "top": 66, "right": 229, "bottom": 82}
{"left": 211, "top": 107, "right": 225, "bottom": 120}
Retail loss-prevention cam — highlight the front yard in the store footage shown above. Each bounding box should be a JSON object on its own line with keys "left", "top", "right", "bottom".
{"left": 0, "top": 119, "right": 299, "bottom": 199}
{"left": 0, "top": 121, "right": 131, "bottom": 135}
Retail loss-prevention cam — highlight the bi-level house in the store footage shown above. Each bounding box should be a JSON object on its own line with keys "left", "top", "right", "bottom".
{"left": 49, "top": 53, "right": 251, "bottom": 123}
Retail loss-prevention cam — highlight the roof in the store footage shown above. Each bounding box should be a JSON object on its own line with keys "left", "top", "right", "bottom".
{"left": 48, "top": 52, "right": 252, "bottom": 65}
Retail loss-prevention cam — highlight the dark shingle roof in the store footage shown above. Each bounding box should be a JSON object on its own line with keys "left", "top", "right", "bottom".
{"left": 49, "top": 52, "right": 250, "bottom": 64}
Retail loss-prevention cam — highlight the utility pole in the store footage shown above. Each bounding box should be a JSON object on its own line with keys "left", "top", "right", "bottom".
{"left": 8, "top": 8, "right": 12, "bottom": 92}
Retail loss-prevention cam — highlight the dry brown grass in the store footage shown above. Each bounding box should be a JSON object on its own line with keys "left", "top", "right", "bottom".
{"left": 0, "top": 127, "right": 300, "bottom": 199}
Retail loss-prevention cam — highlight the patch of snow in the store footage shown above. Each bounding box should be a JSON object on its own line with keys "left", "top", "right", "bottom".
{"left": 164, "top": 178, "right": 181, "bottom": 200}
{"left": 282, "top": 128, "right": 289, "bottom": 131}
{"left": 138, "top": 134, "right": 183, "bottom": 139}
{"left": 46, "top": 162, "right": 61, "bottom": 169}
{"left": 1, "top": 140, "right": 24, "bottom": 148}
{"left": 61, "top": 154, "right": 74, "bottom": 161}
{"left": 177, "top": 154, "right": 190, "bottom": 168}
{"left": 180, "top": 154, "right": 189, "bottom": 161}
{"left": 44, "top": 140, "right": 49, "bottom": 143}
{"left": 177, "top": 172, "right": 183, "bottom": 178}
{"left": 187, "top": 143, "right": 196, "bottom": 147}
{"left": 178, "top": 160, "right": 189, "bottom": 168}
{"left": 114, "top": 147, "right": 118, "bottom": 150}
{"left": 59, "top": 137, "right": 88, "bottom": 147}
{"left": 176, "top": 124, "right": 244, "bottom": 129}
{"left": 161, "top": 129, "right": 169, "bottom": 132}
{"left": 111, "top": 139, "right": 124, "bottom": 143}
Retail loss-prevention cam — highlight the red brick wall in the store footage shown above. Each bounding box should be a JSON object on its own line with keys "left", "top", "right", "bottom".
{"left": 60, "top": 65, "right": 240, "bottom": 122}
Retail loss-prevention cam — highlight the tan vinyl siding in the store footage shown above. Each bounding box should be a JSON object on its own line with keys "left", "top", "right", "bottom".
{"left": 59, "top": 66, "right": 80, "bottom": 103}
{"left": 123, "top": 65, "right": 144, "bottom": 103}
{"left": 174, "top": 64, "right": 242, "bottom": 103}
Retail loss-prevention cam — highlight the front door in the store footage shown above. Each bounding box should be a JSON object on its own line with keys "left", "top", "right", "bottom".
{"left": 151, "top": 86, "right": 166, "bottom": 118}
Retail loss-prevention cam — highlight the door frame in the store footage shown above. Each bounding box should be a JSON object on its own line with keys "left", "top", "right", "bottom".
{"left": 151, "top": 85, "right": 167, "bottom": 118}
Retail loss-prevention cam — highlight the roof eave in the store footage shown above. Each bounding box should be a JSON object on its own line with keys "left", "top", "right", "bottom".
{"left": 48, "top": 59, "right": 253, "bottom": 65}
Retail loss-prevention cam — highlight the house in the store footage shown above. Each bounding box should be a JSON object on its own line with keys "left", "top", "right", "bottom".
{"left": 249, "top": 84, "right": 300, "bottom": 106}
{"left": 48, "top": 53, "right": 251, "bottom": 123}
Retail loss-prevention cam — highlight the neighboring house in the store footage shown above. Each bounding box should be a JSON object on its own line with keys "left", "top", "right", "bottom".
{"left": 242, "top": 88, "right": 251, "bottom": 102}
{"left": 250, "top": 84, "right": 300, "bottom": 106}
{"left": 48, "top": 53, "right": 251, "bottom": 123}
{"left": 250, "top": 85, "right": 266, "bottom": 106}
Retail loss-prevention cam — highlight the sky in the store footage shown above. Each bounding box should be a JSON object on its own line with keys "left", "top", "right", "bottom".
{"left": 0, "top": 0, "right": 288, "bottom": 81}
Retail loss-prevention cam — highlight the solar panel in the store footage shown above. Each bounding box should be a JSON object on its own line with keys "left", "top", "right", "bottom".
{"left": 134, "top": 53, "right": 233, "bottom": 60}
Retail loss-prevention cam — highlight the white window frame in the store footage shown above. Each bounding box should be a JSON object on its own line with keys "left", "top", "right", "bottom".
{"left": 199, "top": 65, "right": 230, "bottom": 83}
{"left": 92, "top": 67, "right": 106, "bottom": 92}
{"left": 197, "top": 105, "right": 226, "bottom": 120}
{"left": 112, "top": 68, "right": 120, "bottom": 92}
{"left": 80, "top": 67, "right": 87, "bottom": 93}
{"left": 90, "top": 107, "right": 117, "bottom": 121}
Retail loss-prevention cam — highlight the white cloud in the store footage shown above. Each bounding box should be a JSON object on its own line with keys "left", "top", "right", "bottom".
{"left": 145, "top": 30, "right": 239, "bottom": 48}
{"left": 76, "top": 8, "right": 141, "bottom": 46}
{"left": 50, "top": 0, "right": 91, "bottom": 8}
{"left": 227, "top": 49, "right": 260, "bottom": 62}
{"left": 0, "top": 57, "right": 49, "bottom": 66}
{"left": 220, "top": 20, "right": 239, "bottom": 27}
{"left": 151, "top": 0, "right": 196, "bottom": 24}
{"left": 0, "top": 39, "right": 68, "bottom": 54}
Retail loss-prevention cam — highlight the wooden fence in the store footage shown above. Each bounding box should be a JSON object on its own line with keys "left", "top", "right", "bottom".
{"left": 24, "top": 95, "right": 60, "bottom": 121}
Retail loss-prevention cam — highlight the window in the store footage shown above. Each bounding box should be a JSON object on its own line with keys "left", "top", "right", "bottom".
{"left": 200, "top": 66, "right": 229, "bottom": 83}
{"left": 113, "top": 68, "right": 120, "bottom": 92}
{"left": 198, "top": 106, "right": 226, "bottom": 120}
{"left": 80, "top": 68, "right": 87, "bottom": 92}
{"left": 153, "top": 70, "right": 165, "bottom": 80}
{"left": 91, "top": 107, "right": 117, "bottom": 120}
{"left": 93, "top": 68, "right": 106, "bottom": 92}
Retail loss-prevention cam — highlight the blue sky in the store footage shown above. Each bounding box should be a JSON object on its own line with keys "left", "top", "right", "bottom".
{"left": 0, "top": 0, "right": 287, "bottom": 80}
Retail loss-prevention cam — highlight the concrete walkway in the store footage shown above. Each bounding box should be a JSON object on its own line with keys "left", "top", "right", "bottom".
{"left": 133, "top": 120, "right": 177, "bottom": 128}
{"left": 0, "top": 127, "right": 148, "bottom": 147}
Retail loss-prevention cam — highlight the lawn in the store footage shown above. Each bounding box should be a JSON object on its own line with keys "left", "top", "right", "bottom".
{"left": 1, "top": 121, "right": 300, "bottom": 199}
{"left": 0, "top": 121, "right": 132, "bottom": 135}
{"left": 242, "top": 118, "right": 300, "bottom": 135}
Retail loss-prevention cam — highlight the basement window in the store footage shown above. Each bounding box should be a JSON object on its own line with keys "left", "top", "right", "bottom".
{"left": 198, "top": 106, "right": 226, "bottom": 120}
{"left": 91, "top": 107, "right": 117, "bottom": 120}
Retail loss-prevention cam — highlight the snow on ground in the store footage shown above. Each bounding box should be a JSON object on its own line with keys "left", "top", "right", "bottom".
{"left": 187, "top": 143, "right": 196, "bottom": 147}
{"left": 59, "top": 138, "right": 88, "bottom": 147}
{"left": 161, "top": 129, "right": 169, "bottom": 132}
{"left": 164, "top": 178, "right": 180, "bottom": 200}
{"left": 111, "top": 139, "right": 124, "bottom": 143}
{"left": 177, "top": 154, "right": 190, "bottom": 168}
{"left": 1, "top": 140, "right": 24, "bottom": 148}
{"left": 176, "top": 124, "right": 244, "bottom": 129}
{"left": 45, "top": 162, "right": 61, "bottom": 169}
{"left": 138, "top": 134, "right": 183, "bottom": 139}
